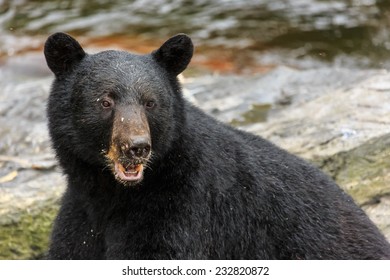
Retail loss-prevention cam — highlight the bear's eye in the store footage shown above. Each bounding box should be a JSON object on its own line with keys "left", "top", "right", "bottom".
{"left": 101, "top": 99, "right": 112, "bottom": 109}
{"left": 145, "top": 100, "right": 156, "bottom": 109}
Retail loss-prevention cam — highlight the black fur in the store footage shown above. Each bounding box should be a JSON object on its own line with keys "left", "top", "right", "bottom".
{"left": 44, "top": 32, "right": 390, "bottom": 259}
{"left": 44, "top": 32, "right": 86, "bottom": 76}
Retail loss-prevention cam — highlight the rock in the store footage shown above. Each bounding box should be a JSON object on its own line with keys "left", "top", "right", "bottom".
{"left": 0, "top": 53, "right": 65, "bottom": 259}
{"left": 246, "top": 70, "right": 390, "bottom": 159}
{"left": 184, "top": 66, "right": 381, "bottom": 125}
{"left": 318, "top": 133, "right": 390, "bottom": 241}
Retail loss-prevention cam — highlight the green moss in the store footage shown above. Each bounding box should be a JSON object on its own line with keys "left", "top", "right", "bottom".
{"left": 315, "top": 134, "right": 390, "bottom": 205}
{"left": 231, "top": 103, "right": 271, "bottom": 126}
{"left": 0, "top": 203, "right": 59, "bottom": 260}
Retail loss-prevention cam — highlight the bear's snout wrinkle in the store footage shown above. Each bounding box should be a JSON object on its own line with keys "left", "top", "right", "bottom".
{"left": 111, "top": 104, "right": 151, "bottom": 160}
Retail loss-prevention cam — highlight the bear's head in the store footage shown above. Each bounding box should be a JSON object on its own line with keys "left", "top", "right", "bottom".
{"left": 44, "top": 32, "right": 193, "bottom": 186}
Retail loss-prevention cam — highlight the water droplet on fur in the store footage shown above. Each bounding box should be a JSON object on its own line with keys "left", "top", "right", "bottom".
{"left": 97, "top": 98, "right": 100, "bottom": 102}
{"left": 121, "top": 117, "right": 124, "bottom": 122}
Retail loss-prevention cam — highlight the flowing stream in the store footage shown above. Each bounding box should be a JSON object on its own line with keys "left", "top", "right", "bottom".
{"left": 1, "top": 0, "right": 390, "bottom": 69}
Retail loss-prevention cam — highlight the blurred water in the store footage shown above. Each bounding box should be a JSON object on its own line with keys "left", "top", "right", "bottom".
{"left": 1, "top": 0, "right": 390, "bottom": 68}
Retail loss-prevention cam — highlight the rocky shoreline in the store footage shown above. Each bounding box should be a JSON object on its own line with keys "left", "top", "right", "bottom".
{"left": 0, "top": 53, "right": 389, "bottom": 259}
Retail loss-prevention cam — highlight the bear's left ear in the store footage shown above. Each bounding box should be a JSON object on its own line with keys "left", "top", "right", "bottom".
{"left": 152, "top": 34, "right": 194, "bottom": 76}
{"left": 44, "top": 32, "right": 86, "bottom": 76}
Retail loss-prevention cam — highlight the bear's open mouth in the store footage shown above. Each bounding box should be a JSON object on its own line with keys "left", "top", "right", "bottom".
{"left": 114, "top": 162, "right": 144, "bottom": 182}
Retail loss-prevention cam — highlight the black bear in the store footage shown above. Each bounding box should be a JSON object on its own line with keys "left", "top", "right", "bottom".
{"left": 44, "top": 32, "right": 390, "bottom": 259}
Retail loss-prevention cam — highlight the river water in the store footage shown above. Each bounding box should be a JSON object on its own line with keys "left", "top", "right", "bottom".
{"left": 1, "top": 0, "right": 390, "bottom": 71}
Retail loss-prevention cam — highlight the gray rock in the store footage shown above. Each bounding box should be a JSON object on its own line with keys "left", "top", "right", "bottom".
{"left": 0, "top": 53, "right": 65, "bottom": 259}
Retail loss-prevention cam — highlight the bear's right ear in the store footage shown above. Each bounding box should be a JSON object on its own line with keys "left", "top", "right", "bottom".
{"left": 44, "top": 32, "right": 86, "bottom": 76}
{"left": 152, "top": 34, "right": 194, "bottom": 76}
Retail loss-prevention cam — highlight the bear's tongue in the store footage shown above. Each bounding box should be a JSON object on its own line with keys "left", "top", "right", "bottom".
{"left": 114, "top": 162, "right": 143, "bottom": 181}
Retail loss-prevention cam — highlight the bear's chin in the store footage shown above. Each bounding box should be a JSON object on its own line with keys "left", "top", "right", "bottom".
{"left": 113, "top": 162, "right": 144, "bottom": 186}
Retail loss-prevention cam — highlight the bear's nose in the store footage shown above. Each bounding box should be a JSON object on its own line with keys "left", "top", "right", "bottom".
{"left": 121, "top": 136, "right": 151, "bottom": 159}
